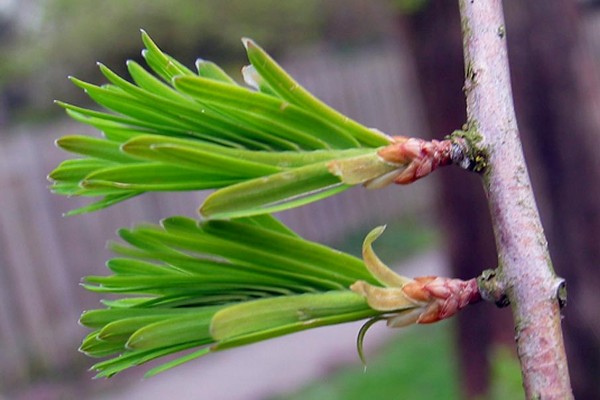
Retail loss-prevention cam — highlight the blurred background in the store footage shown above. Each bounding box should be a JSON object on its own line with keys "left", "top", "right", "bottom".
{"left": 0, "top": 0, "right": 599, "bottom": 399}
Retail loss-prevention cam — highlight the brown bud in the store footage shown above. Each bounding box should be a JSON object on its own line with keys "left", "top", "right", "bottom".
{"left": 377, "top": 136, "right": 454, "bottom": 184}
{"left": 413, "top": 277, "right": 482, "bottom": 324}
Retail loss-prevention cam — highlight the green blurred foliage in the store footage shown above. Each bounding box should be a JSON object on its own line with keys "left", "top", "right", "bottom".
{"left": 1, "top": 0, "right": 324, "bottom": 120}
{"left": 487, "top": 346, "right": 525, "bottom": 400}
{"left": 272, "top": 323, "right": 461, "bottom": 400}
{"left": 0, "top": 0, "right": 398, "bottom": 123}
{"left": 390, "top": 0, "right": 429, "bottom": 14}
{"left": 31, "top": 0, "right": 321, "bottom": 67}
{"left": 271, "top": 323, "right": 524, "bottom": 400}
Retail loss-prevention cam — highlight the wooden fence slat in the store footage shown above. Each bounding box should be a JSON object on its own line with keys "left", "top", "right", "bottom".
{"left": 0, "top": 185, "right": 27, "bottom": 386}
{"left": 0, "top": 135, "right": 55, "bottom": 380}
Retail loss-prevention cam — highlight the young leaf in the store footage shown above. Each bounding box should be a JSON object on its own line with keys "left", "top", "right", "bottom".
{"left": 77, "top": 216, "right": 392, "bottom": 377}
{"left": 49, "top": 31, "right": 401, "bottom": 217}
{"left": 199, "top": 161, "right": 349, "bottom": 219}
{"left": 242, "top": 38, "right": 391, "bottom": 148}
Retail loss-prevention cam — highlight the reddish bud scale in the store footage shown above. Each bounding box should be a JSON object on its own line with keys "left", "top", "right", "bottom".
{"left": 402, "top": 277, "right": 481, "bottom": 324}
{"left": 377, "top": 136, "right": 454, "bottom": 184}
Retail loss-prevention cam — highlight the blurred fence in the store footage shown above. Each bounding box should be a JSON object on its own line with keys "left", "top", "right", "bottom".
{"left": 0, "top": 44, "right": 433, "bottom": 392}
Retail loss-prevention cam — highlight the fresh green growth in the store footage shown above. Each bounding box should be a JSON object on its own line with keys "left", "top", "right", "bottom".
{"left": 334, "top": 215, "right": 438, "bottom": 260}
{"left": 53, "top": 32, "right": 428, "bottom": 379}
{"left": 49, "top": 31, "right": 393, "bottom": 218}
{"left": 79, "top": 214, "right": 386, "bottom": 377}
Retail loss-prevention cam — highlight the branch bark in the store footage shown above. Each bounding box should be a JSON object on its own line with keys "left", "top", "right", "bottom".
{"left": 458, "top": 1, "right": 573, "bottom": 398}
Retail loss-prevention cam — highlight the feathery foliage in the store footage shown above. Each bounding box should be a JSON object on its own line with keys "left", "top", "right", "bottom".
{"left": 49, "top": 31, "right": 395, "bottom": 218}
{"left": 50, "top": 32, "right": 438, "bottom": 378}
{"left": 79, "top": 215, "right": 386, "bottom": 377}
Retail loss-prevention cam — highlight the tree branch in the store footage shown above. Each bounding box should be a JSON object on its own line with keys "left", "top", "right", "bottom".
{"left": 457, "top": 1, "right": 573, "bottom": 398}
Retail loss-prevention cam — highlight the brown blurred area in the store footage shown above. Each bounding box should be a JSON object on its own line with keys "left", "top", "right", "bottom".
{"left": 401, "top": 0, "right": 600, "bottom": 398}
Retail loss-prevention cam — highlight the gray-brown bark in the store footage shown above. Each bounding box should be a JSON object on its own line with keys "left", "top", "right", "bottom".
{"left": 404, "top": 0, "right": 599, "bottom": 397}
{"left": 504, "top": 1, "right": 600, "bottom": 398}
{"left": 402, "top": 3, "right": 514, "bottom": 397}
{"left": 404, "top": 2, "right": 568, "bottom": 396}
{"left": 459, "top": 1, "right": 573, "bottom": 397}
